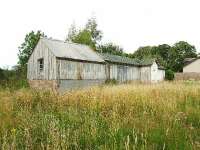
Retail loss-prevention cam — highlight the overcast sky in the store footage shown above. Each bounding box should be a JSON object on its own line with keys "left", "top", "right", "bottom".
{"left": 1, "top": 0, "right": 200, "bottom": 67}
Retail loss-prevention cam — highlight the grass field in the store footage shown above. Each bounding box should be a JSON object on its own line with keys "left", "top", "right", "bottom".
{"left": 0, "top": 82, "right": 200, "bottom": 149}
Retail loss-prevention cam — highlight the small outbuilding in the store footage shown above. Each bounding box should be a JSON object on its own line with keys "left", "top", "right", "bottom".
{"left": 183, "top": 57, "right": 200, "bottom": 73}
{"left": 27, "top": 37, "right": 165, "bottom": 91}
{"left": 175, "top": 57, "right": 200, "bottom": 80}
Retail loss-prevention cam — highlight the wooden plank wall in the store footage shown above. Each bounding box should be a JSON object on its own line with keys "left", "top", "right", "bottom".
{"left": 27, "top": 40, "right": 57, "bottom": 80}
{"left": 109, "top": 64, "right": 140, "bottom": 81}
{"left": 140, "top": 66, "right": 151, "bottom": 82}
{"left": 57, "top": 59, "right": 106, "bottom": 80}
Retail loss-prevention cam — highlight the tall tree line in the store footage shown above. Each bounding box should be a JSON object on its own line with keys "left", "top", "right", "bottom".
{"left": 130, "top": 42, "right": 197, "bottom": 72}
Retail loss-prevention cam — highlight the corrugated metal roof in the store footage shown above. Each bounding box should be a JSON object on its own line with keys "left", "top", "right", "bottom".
{"left": 40, "top": 38, "right": 159, "bottom": 67}
{"left": 41, "top": 38, "right": 105, "bottom": 63}
{"left": 99, "top": 53, "right": 154, "bottom": 66}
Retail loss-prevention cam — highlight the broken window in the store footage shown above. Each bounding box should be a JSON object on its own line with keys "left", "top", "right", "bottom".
{"left": 38, "top": 58, "right": 44, "bottom": 72}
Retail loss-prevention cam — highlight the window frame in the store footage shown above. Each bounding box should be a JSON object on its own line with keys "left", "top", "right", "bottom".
{"left": 38, "top": 58, "right": 44, "bottom": 72}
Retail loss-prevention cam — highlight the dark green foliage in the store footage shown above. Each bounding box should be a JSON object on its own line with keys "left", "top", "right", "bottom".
{"left": 130, "top": 46, "right": 155, "bottom": 59}
{"left": 0, "top": 67, "right": 29, "bottom": 89}
{"left": 67, "top": 17, "right": 102, "bottom": 50}
{"left": 105, "top": 79, "right": 118, "bottom": 85}
{"left": 0, "top": 68, "right": 6, "bottom": 80}
{"left": 18, "top": 31, "right": 45, "bottom": 67}
{"left": 97, "top": 43, "right": 124, "bottom": 56}
{"left": 68, "top": 28, "right": 96, "bottom": 49}
{"left": 165, "top": 69, "right": 175, "bottom": 80}
{"left": 131, "top": 42, "right": 197, "bottom": 72}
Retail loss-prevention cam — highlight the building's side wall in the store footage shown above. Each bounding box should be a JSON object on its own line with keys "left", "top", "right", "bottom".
{"left": 28, "top": 80, "right": 58, "bottom": 90}
{"left": 27, "top": 40, "right": 57, "bottom": 80}
{"left": 150, "top": 62, "right": 165, "bottom": 82}
{"left": 175, "top": 72, "right": 200, "bottom": 80}
{"left": 59, "top": 80, "right": 105, "bottom": 92}
{"left": 27, "top": 40, "right": 57, "bottom": 90}
{"left": 150, "top": 62, "right": 158, "bottom": 82}
{"left": 56, "top": 59, "right": 106, "bottom": 91}
{"left": 57, "top": 59, "right": 106, "bottom": 80}
{"left": 109, "top": 64, "right": 118, "bottom": 80}
{"left": 109, "top": 64, "right": 140, "bottom": 82}
{"left": 157, "top": 69, "right": 165, "bottom": 81}
{"left": 127, "top": 66, "right": 140, "bottom": 81}
{"left": 140, "top": 66, "right": 151, "bottom": 82}
{"left": 183, "top": 59, "right": 200, "bottom": 73}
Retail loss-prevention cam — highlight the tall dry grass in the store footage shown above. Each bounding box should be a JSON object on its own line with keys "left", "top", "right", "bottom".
{"left": 0, "top": 82, "right": 199, "bottom": 149}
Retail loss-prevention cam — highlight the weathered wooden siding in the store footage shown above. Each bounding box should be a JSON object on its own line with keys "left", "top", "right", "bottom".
{"left": 109, "top": 64, "right": 118, "bottom": 79}
{"left": 127, "top": 66, "right": 140, "bottom": 81}
{"left": 109, "top": 64, "right": 140, "bottom": 82}
{"left": 57, "top": 59, "right": 106, "bottom": 80}
{"left": 27, "top": 40, "right": 57, "bottom": 80}
{"left": 140, "top": 66, "right": 151, "bottom": 82}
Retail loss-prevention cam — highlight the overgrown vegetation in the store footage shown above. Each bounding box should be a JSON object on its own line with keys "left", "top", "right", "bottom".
{"left": 0, "top": 67, "right": 29, "bottom": 90}
{"left": 0, "top": 82, "right": 199, "bottom": 149}
{"left": 165, "top": 69, "right": 175, "bottom": 81}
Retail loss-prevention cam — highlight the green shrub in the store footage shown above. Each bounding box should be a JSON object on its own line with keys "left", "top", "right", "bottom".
{"left": 105, "top": 79, "right": 118, "bottom": 85}
{"left": 165, "top": 69, "right": 174, "bottom": 80}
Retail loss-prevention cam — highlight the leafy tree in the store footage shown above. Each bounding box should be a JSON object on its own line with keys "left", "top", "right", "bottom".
{"left": 168, "top": 41, "right": 197, "bottom": 72}
{"left": 18, "top": 31, "right": 45, "bottom": 67}
{"left": 131, "top": 46, "right": 155, "bottom": 59}
{"left": 130, "top": 41, "right": 197, "bottom": 72}
{"left": 85, "top": 16, "right": 102, "bottom": 43}
{"left": 67, "top": 23, "right": 77, "bottom": 42}
{"left": 174, "top": 41, "right": 197, "bottom": 58}
{"left": 155, "top": 44, "right": 171, "bottom": 59}
{"left": 67, "top": 17, "right": 102, "bottom": 50}
{"left": 68, "top": 28, "right": 95, "bottom": 49}
{"left": 97, "top": 43, "right": 124, "bottom": 56}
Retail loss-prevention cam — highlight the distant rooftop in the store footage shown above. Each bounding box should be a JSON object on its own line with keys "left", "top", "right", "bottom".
{"left": 184, "top": 57, "right": 200, "bottom": 66}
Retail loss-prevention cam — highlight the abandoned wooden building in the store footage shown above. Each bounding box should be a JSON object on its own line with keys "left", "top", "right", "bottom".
{"left": 27, "top": 37, "right": 165, "bottom": 91}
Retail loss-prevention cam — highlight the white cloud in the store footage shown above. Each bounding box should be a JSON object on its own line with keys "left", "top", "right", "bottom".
{"left": 0, "top": 0, "right": 200, "bottom": 67}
